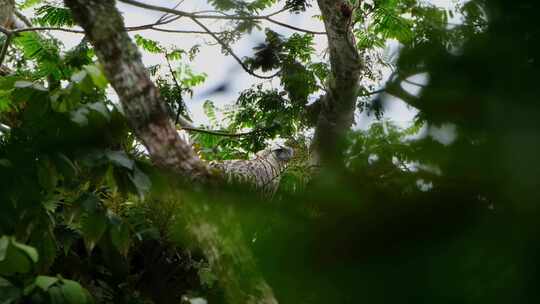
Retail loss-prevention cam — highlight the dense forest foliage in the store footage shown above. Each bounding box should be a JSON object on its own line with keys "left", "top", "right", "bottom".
{"left": 1, "top": 0, "right": 539, "bottom": 303}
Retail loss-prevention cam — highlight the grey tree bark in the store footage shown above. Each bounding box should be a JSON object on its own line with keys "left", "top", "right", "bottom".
{"left": 0, "top": 0, "right": 14, "bottom": 74}
{"left": 63, "top": 1, "right": 278, "bottom": 303}
{"left": 64, "top": 0, "right": 209, "bottom": 181}
{"left": 311, "top": 0, "right": 364, "bottom": 166}
{"left": 0, "top": 0, "right": 14, "bottom": 28}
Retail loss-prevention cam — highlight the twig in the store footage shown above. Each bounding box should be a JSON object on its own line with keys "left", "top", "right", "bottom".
{"left": 8, "top": 15, "right": 182, "bottom": 35}
{"left": 402, "top": 78, "right": 427, "bottom": 88}
{"left": 164, "top": 51, "right": 192, "bottom": 123}
{"left": 150, "top": 27, "right": 226, "bottom": 35}
{"left": 155, "top": 0, "right": 184, "bottom": 23}
{"left": 266, "top": 17, "right": 326, "bottom": 35}
{"left": 119, "top": 0, "right": 326, "bottom": 35}
{"left": 180, "top": 126, "right": 268, "bottom": 138}
{"left": 189, "top": 17, "right": 280, "bottom": 79}
{"left": 358, "top": 87, "right": 386, "bottom": 97}
{"left": 14, "top": 10, "right": 33, "bottom": 27}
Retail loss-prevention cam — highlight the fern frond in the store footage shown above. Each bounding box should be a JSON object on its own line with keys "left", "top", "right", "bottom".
{"left": 35, "top": 5, "right": 75, "bottom": 27}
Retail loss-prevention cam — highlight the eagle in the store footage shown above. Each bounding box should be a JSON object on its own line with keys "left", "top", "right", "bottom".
{"left": 208, "top": 145, "right": 294, "bottom": 195}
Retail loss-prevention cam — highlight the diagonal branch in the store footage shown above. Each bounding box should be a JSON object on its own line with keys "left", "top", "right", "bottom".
{"left": 64, "top": 0, "right": 209, "bottom": 181}
{"left": 63, "top": 2, "right": 279, "bottom": 304}
{"left": 14, "top": 10, "right": 32, "bottom": 27}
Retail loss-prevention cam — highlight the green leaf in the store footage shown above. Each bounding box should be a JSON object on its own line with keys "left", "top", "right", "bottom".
{"left": 29, "top": 230, "right": 57, "bottom": 272}
{"left": 14, "top": 32, "right": 61, "bottom": 77}
{"left": 81, "top": 212, "right": 107, "bottom": 252}
{"left": 84, "top": 65, "right": 108, "bottom": 89}
{"left": 134, "top": 34, "right": 164, "bottom": 53}
{"left": 34, "top": 276, "right": 59, "bottom": 291}
{"left": 35, "top": 5, "right": 75, "bottom": 27}
{"left": 166, "top": 49, "right": 185, "bottom": 61}
{"left": 129, "top": 166, "right": 152, "bottom": 197}
{"left": 0, "top": 237, "right": 38, "bottom": 275}
{"left": 0, "top": 237, "right": 8, "bottom": 261}
{"left": 105, "top": 150, "right": 134, "bottom": 170}
{"left": 13, "top": 81, "right": 34, "bottom": 89}
{"left": 11, "top": 240, "right": 39, "bottom": 264}
{"left": 0, "top": 276, "right": 21, "bottom": 304}
{"left": 48, "top": 286, "right": 64, "bottom": 304}
{"left": 60, "top": 280, "right": 88, "bottom": 304}
{"left": 13, "top": 80, "right": 48, "bottom": 92}
{"left": 55, "top": 153, "right": 78, "bottom": 178}
{"left": 37, "top": 157, "right": 58, "bottom": 190}
{"left": 70, "top": 70, "right": 87, "bottom": 83}
{"left": 0, "top": 90, "right": 12, "bottom": 113}
{"left": 203, "top": 100, "right": 218, "bottom": 126}
{"left": 20, "top": 0, "right": 44, "bottom": 9}
{"left": 110, "top": 218, "right": 131, "bottom": 257}
{"left": 87, "top": 102, "right": 110, "bottom": 120}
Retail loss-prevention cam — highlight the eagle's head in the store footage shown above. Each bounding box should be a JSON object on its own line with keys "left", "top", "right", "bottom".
{"left": 256, "top": 145, "right": 294, "bottom": 163}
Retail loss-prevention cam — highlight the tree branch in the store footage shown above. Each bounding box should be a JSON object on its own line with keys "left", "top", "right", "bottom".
{"left": 164, "top": 51, "right": 192, "bottom": 124}
{"left": 155, "top": 0, "right": 184, "bottom": 24}
{"left": 266, "top": 17, "right": 326, "bottom": 35}
{"left": 64, "top": 0, "right": 209, "bottom": 181}
{"left": 2, "top": 7, "right": 282, "bottom": 80}
{"left": 9, "top": 14, "right": 182, "bottom": 35}
{"left": 150, "top": 27, "right": 226, "bottom": 35}
{"left": 14, "top": 10, "right": 32, "bottom": 27}
{"left": 0, "top": 33, "right": 12, "bottom": 67}
{"left": 188, "top": 16, "right": 280, "bottom": 79}
{"left": 358, "top": 88, "right": 386, "bottom": 97}
{"left": 120, "top": 0, "right": 283, "bottom": 20}
{"left": 180, "top": 126, "right": 270, "bottom": 138}
{"left": 2, "top": 24, "right": 228, "bottom": 36}
{"left": 119, "top": 0, "right": 326, "bottom": 35}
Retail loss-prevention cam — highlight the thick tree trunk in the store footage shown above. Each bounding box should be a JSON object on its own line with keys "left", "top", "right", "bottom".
{"left": 64, "top": 1, "right": 277, "bottom": 303}
{"left": 0, "top": 0, "right": 15, "bottom": 74}
{"left": 311, "top": 0, "right": 363, "bottom": 165}
{"left": 64, "top": 0, "right": 208, "bottom": 181}
{"left": 0, "top": 0, "right": 14, "bottom": 28}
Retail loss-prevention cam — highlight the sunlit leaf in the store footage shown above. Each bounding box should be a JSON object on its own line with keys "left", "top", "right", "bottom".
{"left": 84, "top": 65, "right": 108, "bottom": 89}
{"left": 34, "top": 276, "right": 59, "bottom": 291}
